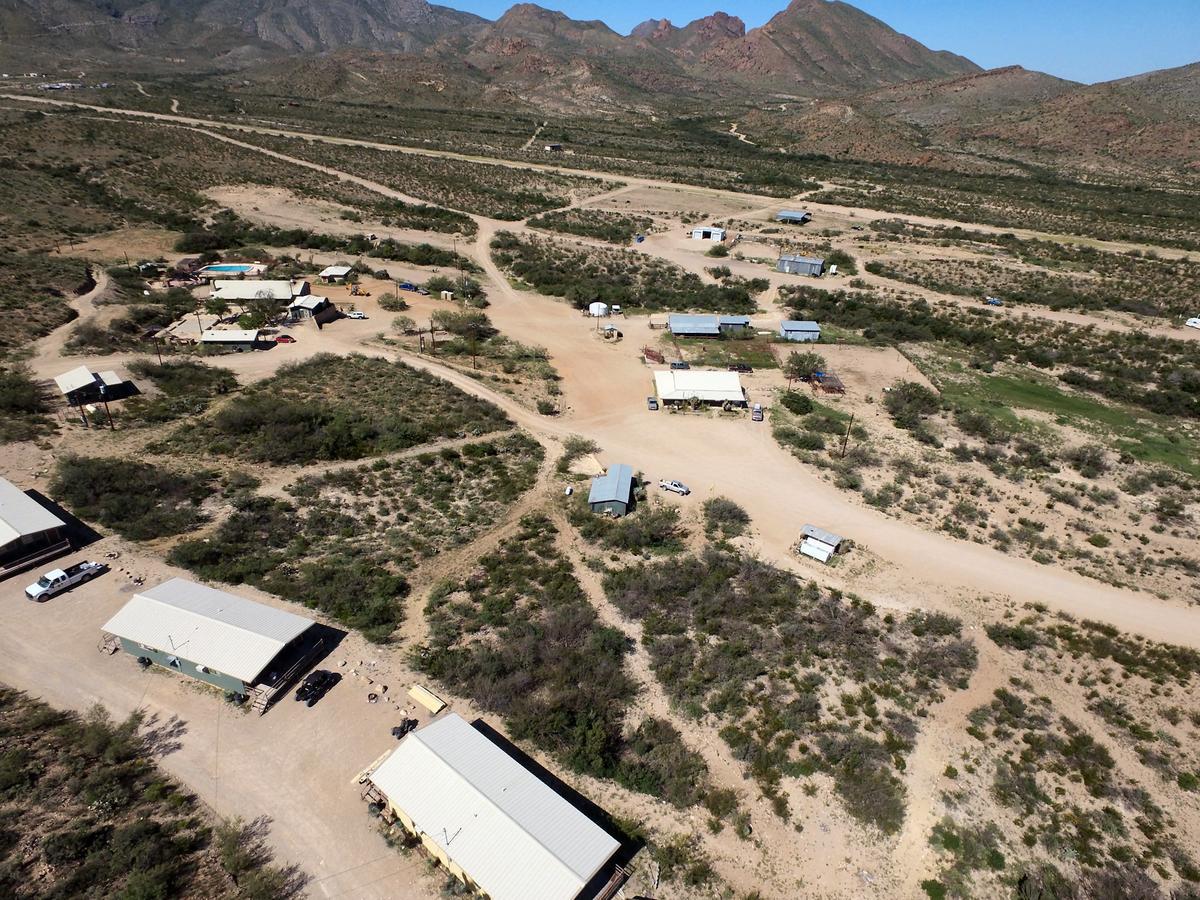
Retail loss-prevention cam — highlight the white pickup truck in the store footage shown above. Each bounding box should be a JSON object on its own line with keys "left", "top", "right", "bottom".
{"left": 25, "top": 561, "right": 107, "bottom": 601}
{"left": 659, "top": 479, "right": 691, "bottom": 496}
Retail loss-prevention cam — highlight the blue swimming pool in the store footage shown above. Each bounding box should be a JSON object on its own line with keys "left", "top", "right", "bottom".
{"left": 201, "top": 264, "right": 258, "bottom": 273}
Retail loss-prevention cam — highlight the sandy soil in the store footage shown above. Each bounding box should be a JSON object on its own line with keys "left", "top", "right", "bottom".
{"left": 4, "top": 94, "right": 1200, "bottom": 900}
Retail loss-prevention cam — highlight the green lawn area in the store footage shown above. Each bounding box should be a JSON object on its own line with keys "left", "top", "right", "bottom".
{"left": 670, "top": 335, "right": 780, "bottom": 369}
{"left": 943, "top": 372, "right": 1200, "bottom": 475}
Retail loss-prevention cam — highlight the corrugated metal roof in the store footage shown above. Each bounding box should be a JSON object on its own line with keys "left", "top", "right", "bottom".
{"left": 288, "top": 296, "right": 329, "bottom": 310}
{"left": 777, "top": 210, "right": 812, "bottom": 220}
{"left": 54, "top": 365, "right": 99, "bottom": 396}
{"left": 667, "top": 314, "right": 719, "bottom": 335}
{"left": 101, "top": 578, "right": 314, "bottom": 684}
{"left": 319, "top": 265, "right": 353, "bottom": 277}
{"left": 370, "top": 714, "right": 618, "bottom": 900}
{"left": 781, "top": 320, "right": 820, "bottom": 332}
{"left": 210, "top": 280, "right": 298, "bottom": 301}
{"left": 779, "top": 255, "right": 825, "bottom": 266}
{"left": 801, "top": 524, "right": 844, "bottom": 547}
{"left": 588, "top": 464, "right": 634, "bottom": 506}
{"left": 201, "top": 329, "right": 260, "bottom": 343}
{"left": 97, "top": 370, "right": 125, "bottom": 387}
{"left": 0, "top": 477, "right": 66, "bottom": 548}
{"left": 654, "top": 370, "right": 745, "bottom": 403}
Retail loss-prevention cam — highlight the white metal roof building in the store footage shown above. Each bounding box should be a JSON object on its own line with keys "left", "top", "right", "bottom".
{"left": 210, "top": 280, "right": 306, "bottom": 302}
{"left": 318, "top": 265, "right": 353, "bottom": 281}
{"left": 776, "top": 210, "right": 812, "bottom": 224}
{"left": 200, "top": 329, "right": 261, "bottom": 345}
{"left": 0, "top": 477, "right": 66, "bottom": 552}
{"left": 369, "top": 713, "right": 620, "bottom": 900}
{"left": 690, "top": 226, "right": 726, "bottom": 241}
{"left": 102, "top": 577, "right": 314, "bottom": 687}
{"left": 799, "top": 524, "right": 846, "bottom": 564}
{"left": 654, "top": 369, "right": 746, "bottom": 405}
{"left": 667, "top": 314, "right": 751, "bottom": 336}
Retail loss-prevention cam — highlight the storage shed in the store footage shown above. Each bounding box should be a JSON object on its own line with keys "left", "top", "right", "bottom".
{"left": 691, "top": 226, "right": 726, "bottom": 242}
{"left": 667, "top": 314, "right": 751, "bottom": 337}
{"left": 779, "top": 320, "right": 821, "bottom": 342}
{"left": 318, "top": 265, "right": 353, "bottom": 284}
{"left": 102, "top": 578, "right": 316, "bottom": 695}
{"left": 368, "top": 714, "right": 621, "bottom": 900}
{"left": 287, "top": 296, "right": 332, "bottom": 319}
{"left": 778, "top": 255, "right": 825, "bottom": 277}
{"left": 798, "top": 524, "right": 846, "bottom": 564}
{"left": 776, "top": 210, "right": 812, "bottom": 225}
{"left": 588, "top": 464, "right": 635, "bottom": 517}
{"left": 0, "top": 477, "right": 68, "bottom": 576}
{"left": 587, "top": 301, "right": 609, "bottom": 317}
{"left": 654, "top": 370, "right": 746, "bottom": 406}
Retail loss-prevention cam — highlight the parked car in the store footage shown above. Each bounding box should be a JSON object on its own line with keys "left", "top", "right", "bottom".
{"left": 25, "top": 561, "right": 107, "bottom": 601}
{"left": 984, "top": 296, "right": 1004, "bottom": 307}
{"left": 397, "top": 281, "right": 417, "bottom": 292}
{"left": 647, "top": 396, "right": 659, "bottom": 411}
{"left": 295, "top": 670, "right": 340, "bottom": 707}
{"left": 347, "top": 311, "right": 368, "bottom": 320}
{"left": 1186, "top": 317, "right": 1200, "bottom": 330}
{"left": 275, "top": 334, "right": 297, "bottom": 343}
{"left": 728, "top": 363, "right": 753, "bottom": 373}
{"left": 752, "top": 403, "right": 764, "bottom": 422}
{"left": 669, "top": 361, "right": 690, "bottom": 370}
{"left": 416, "top": 287, "right": 431, "bottom": 296}
{"left": 659, "top": 479, "right": 691, "bottom": 496}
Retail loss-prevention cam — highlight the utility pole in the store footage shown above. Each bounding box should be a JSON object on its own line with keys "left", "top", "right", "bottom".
{"left": 840, "top": 413, "right": 855, "bottom": 459}
{"left": 154, "top": 336, "right": 164, "bottom": 365}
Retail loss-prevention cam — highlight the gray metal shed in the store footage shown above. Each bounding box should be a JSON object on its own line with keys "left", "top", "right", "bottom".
{"left": 780, "top": 320, "right": 821, "bottom": 342}
{"left": 588, "top": 464, "right": 635, "bottom": 517}
{"left": 668, "top": 314, "right": 750, "bottom": 337}
{"left": 778, "top": 255, "right": 825, "bottom": 277}
{"left": 777, "top": 210, "right": 812, "bottom": 224}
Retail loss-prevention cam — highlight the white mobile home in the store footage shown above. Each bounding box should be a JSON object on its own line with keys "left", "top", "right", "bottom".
{"left": 691, "top": 226, "right": 726, "bottom": 242}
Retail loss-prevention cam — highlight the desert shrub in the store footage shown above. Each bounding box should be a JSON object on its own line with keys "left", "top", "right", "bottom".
{"left": 568, "top": 496, "right": 684, "bottom": 554}
{"left": 884, "top": 381, "right": 940, "bottom": 430}
{"left": 0, "top": 364, "right": 53, "bottom": 443}
{"left": 527, "top": 208, "right": 652, "bottom": 244}
{"left": 51, "top": 455, "right": 209, "bottom": 540}
{"left": 557, "top": 435, "right": 599, "bottom": 474}
{"left": 122, "top": 359, "right": 237, "bottom": 423}
{"left": 378, "top": 293, "right": 410, "bottom": 312}
{"left": 779, "top": 391, "right": 814, "bottom": 415}
{"left": 825, "top": 248, "right": 857, "bottom": 274}
{"left": 167, "top": 354, "right": 510, "bottom": 464}
{"left": 1064, "top": 444, "right": 1109, "bottom": 479}
{"left": 702, "top": 497, "right": 751, "bottom": 539}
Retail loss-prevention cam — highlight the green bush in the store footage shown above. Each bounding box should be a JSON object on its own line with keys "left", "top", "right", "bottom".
{"left": 51, "top": 455, "right": 209, "bottom": 540}
{"left": 780, "top": 391, "right": 814, "bottom": 415}
{"left": 702, "top": 497, "right": 751, "bottom": 539}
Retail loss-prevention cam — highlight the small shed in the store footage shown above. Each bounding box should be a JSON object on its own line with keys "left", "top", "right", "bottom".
{"left": 588, "top": 464, "right": 635, "bottom": 517}
{"left": 691, "top": 227, "right": 726, "bottom": 242}
{"left": 798, "top": 524, "right": 845, "bottom": 564}
{"left": 778, "top": 255, "right": 825, "bottom": 277}
{"left": 287, "top": 296, "right": 332, "bottom": 319}
{"left": 544, "top": 143, "right": 564, "bottom": 152}
{"left": 780, "top": 320, "right": 821, "bottom": 343}
{"left": 776, "top": 210, "right": 812, "bottom": 225}
{"left": 587, "top": 301, "right": 609, "bottom": 317}
{"left": 318, "top": 265, "right": 353, "bottom": 284}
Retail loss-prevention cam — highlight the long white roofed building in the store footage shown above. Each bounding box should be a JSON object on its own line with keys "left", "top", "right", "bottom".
{"left": 653, "top": 369, "right": 746, "bottom": 405}
{"left": 368, "top": 713, "right": 621, "bottom": 900}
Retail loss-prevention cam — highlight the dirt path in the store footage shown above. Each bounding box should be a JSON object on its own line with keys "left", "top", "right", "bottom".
{"left": 892, "top": 635, "right": 1010, "bottom": 895}
{"left": 170, "top": 98, "right": 180, "bottom": 113}
{"left": 35, "top": 265, "right": 110, "bottom": 362}
{"left": 727, "top": 122, "right": 755, "bottom": 146}
{"left": 519, "top": 120, "right": 545, "bottom": 151}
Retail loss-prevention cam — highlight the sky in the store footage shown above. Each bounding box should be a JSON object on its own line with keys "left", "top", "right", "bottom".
{"left": 445, "top": 0, "right": 1200, "bottom": 84}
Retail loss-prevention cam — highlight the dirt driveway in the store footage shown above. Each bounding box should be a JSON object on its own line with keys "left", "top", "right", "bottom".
{"left": 0, "top": 546, "right": 458, "bottom": 899}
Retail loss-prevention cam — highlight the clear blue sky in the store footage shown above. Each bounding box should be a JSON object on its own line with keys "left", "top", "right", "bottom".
{"left": 446, "top": 0, "right": 1200, "bottom": 84}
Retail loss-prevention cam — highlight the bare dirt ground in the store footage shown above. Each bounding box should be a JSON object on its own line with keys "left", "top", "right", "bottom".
{"left": 4, "top": 95, "right": 1200, "bottom": 900}
{"left": 204, "top": 185, "right": 459, "bottom": 250}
